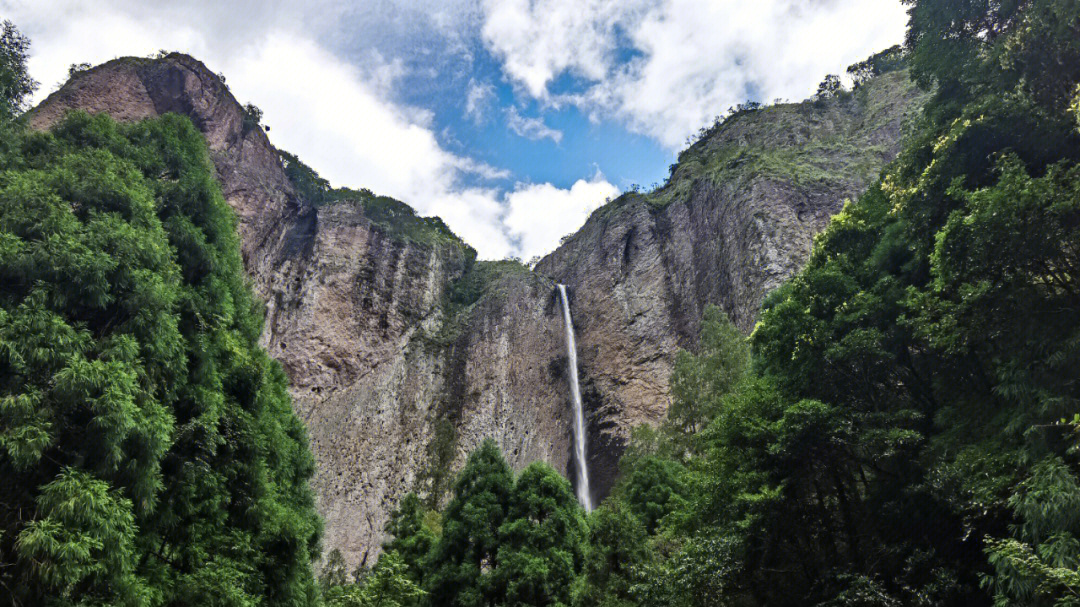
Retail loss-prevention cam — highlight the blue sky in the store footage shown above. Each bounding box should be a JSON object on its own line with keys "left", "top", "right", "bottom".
{"left": 1, "top": 0, "right": 909, "bottom": 259}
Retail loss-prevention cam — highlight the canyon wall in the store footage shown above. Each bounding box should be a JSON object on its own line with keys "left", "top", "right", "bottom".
{"left": 31, "top": 54, "right": 926, "bottom": 566}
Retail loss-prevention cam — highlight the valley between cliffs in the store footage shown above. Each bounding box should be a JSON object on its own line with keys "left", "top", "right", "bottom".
{"left": 29, "top": 53, "right": 927, "bottom": 567}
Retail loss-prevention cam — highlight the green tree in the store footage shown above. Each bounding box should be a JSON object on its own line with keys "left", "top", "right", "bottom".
{"left": 384, "top": 493, "right": 439, "bottom": 585}
{"left": 814, "top": 74, "right": 843, "bottom": 101}
{"left": 0, "top": 20, "right": 35, "bottom": 119}
{"left": 325, "top": 552, "right": 426, "bottom": 607}
{"left": 494, "top": 461, "right": 588, "bottom": 607}
{"left": 905, "top": 0, "right": 1080, "bottom": 115}
{"left": 361, "top": 552, "right": 428, "bottom": 607}
{"left": 575, "top": 502, "right": 650, "bottom": 607}
{"left": 14, "top": 469, "right": 147, "bottom": 605}
{"left": 0, "top": 110, "right": 321, "bottom": 605}
{"left": 668, "top": 304, "right": 748, "bottom": 442}
{"left": 847, "top": 45, "right": 906, "bottom": 88}
{"left": 425, "top": 439, "right": 513, "bottom": 607}
{"left": 615, "top": 457, "right": 687, "bottom": 535}
{"left": 984, "top": 458, "right": 1080, "bottom": 606}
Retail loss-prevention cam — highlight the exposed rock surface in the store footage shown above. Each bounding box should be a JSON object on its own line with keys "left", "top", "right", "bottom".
{"left": 31, "top": 54, "right": 926, "bottom": 567}
{"left": 535, "top": 71, "right": 929, "bottom": 486}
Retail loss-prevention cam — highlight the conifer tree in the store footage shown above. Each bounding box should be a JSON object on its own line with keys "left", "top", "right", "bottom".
{"left": 425, "top": 439, "right": 512, "bottom": 607}
{"left": 494, "top": 462, "right": 588, "bottom": 607}
{"left": 384, "top": 493, "right": 438, "bottom": 585}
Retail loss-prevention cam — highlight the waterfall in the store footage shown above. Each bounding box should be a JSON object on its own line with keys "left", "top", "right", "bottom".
{"left": 557, "top": 284, "right": 593, "bottom": 512}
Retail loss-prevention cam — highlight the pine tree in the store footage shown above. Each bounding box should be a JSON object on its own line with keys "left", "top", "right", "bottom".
{"left": 493, "top": 462, "right": 588, "bottom": 607}
{"left": 425, "top": 439, "right": 512, "bottom": 607}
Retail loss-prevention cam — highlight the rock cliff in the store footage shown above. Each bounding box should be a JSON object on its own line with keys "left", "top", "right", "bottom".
{"left": 535, "top": 70, "right": 928, "bottom": 491}
{"left": 30, "top": 54, "right": 926, "bottom": 567}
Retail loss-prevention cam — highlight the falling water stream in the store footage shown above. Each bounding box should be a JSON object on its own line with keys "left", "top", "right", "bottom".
{"left": 557, "top": 284, "right": 593, "bottom": 512}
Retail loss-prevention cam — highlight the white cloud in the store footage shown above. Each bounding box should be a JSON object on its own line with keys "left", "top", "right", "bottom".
{"left": 505, "top": 107, "right": 563, "bottom": 143}
{"left": 481, "top": 0, "right": 909, "bottom": 148}
{"left": 3, "top": 0, "right": 907, "bottom": 259}
{"left": 465, "top": 78, "right": 495, "bottom": 123}
{"left": 504, "top": 173, "right": 618, "bottom": 260}
{"left": 481, "top": 0, "right": 639, "bottom": 98}
{"left": 0, "top": 0, "right": 611, "bottom": 259}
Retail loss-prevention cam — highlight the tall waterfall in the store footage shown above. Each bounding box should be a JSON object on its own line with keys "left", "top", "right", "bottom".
{"left": 557, "top": 284, "right": 593, "bottom": 512}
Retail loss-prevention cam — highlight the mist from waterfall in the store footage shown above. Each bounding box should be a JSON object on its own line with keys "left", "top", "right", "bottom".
{"left": 557, "top": 284, "right": 593, "bottom": 512}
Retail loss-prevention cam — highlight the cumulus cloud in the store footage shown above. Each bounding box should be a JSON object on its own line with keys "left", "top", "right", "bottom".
{"left": 481, "top": 0, "right": 636, "bottom": 98}
{"left": 481, "top": 0, "right": 909, "bottom": 148}
{"left": 1, "top": 0, "right": 610, "bottom": 259}
{"left": 505, "top": 106, "right": 563, "bottom": 143}
{"left": 504, "top": 173, "right": 618, "bottom": 260}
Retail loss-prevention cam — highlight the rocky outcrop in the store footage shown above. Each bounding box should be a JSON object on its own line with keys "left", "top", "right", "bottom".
{"left": 29, "top": 55, "right": 300, "bottom": 268}
{"left": 31, "top": 54, "right": 926, "bottom": 567}
{"left": 534, "top": 71, "right": 928, "bottom": 487}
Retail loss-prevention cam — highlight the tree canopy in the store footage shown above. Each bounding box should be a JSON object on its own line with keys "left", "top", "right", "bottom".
{"left": 0, "top": 40, "right": 321, "bottom": 602}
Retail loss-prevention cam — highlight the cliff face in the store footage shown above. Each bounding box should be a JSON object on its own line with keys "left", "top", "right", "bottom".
{"left": 30, "top": 54, "right": 926, "bottom": 567}
{"left": 535, "top": 71, "right": 929, "bottom": 488}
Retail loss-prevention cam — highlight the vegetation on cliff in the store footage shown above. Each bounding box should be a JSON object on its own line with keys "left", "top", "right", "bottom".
{"left": 0, "top": 24, "right": 321, "bottom": 605}
{"left": 278, "top": 149, "right": 472, "bottom": 252}
{"left": 592, "top": 46, "right": 927, "bottom": 220}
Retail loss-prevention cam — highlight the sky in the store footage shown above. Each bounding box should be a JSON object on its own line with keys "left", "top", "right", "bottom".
{"left": 0, "top": 0, "right": 910, "bottom": 259}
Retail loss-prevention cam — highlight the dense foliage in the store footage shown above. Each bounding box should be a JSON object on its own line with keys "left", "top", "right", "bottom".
{"left": 322, "top": 441, "right": 586, "bottom": 607}
{"left": 0, "top": 29, "right": 321, "bottom": 604}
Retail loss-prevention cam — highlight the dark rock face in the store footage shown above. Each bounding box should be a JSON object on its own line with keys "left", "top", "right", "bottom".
{"left": 31, "top": 55, "right": 926, "bottom": 567}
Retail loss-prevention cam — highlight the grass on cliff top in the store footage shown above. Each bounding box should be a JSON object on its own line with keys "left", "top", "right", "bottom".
{"left": 276, "top": 148, "right": 474, "bottom": 252}
{"left": 333, "top": 187, "right": 472, "bottom": 251}
{"left": 581, "top": 66, "right": 924, "bottom": 227}
{"left": 447, "top": 258, "right": 533, "bottom": 310}
{"left": 649, "top": 69, "right": 920, "bottom": 205}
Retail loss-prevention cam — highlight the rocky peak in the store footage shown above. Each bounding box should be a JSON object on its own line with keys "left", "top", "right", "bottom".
{"left": 29, "top": 54, "right": 300, "bottom": 265}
